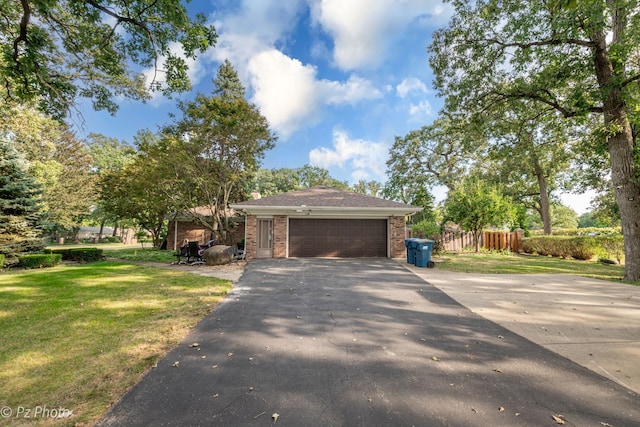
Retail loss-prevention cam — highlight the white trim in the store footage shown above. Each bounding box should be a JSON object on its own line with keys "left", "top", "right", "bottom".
{"left": 229, "top": 206, "right": 417, "bottom": 218}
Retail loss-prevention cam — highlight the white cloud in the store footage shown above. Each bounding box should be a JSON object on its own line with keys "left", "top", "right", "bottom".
{"left": 309, "top": 130, "right": 389, "bottom": 181}
{"left": 396, "top": 77, "right": 428, "bottom": 98}
{"left": 248, "top": 50, "right": 382, "bottom": 138}
{"left": 310, "top": 0, "right": 450, "bottom": 70}
{"left": 323, "top": 75, "right": 383, "bottom": 105}
{"left": 206, "top": 0, "right": 305, "bottom": 72}
{"left": 408, "top": 100, "right": 433, "bottom": 119}
{"left": 248, "top": 50, "right": 321, "bottom": 138}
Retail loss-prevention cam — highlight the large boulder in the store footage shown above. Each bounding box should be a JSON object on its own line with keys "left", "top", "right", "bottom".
{"left": 203, "top": 245, "right": 236, "bottom": 266}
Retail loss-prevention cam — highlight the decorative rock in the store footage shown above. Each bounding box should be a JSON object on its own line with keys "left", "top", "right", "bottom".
{"left": 203, "top": 245, "right": 236, "bottom": 266}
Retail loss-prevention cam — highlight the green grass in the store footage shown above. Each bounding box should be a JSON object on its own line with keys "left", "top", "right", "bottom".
{"left": 0, "top": 261, "right": 232, "bottom": 426}
{"left": 434, "top": 251, "right": 636, "bottom": 284}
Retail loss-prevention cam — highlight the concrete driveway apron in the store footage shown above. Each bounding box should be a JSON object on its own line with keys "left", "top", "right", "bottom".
{"left": 97, "top": 259, "right": 640, "bottom": 427}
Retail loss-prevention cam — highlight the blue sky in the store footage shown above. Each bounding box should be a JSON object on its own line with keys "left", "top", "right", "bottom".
{"left": 76, "top": 0, "right": 449, "bottom": 183}
{"left": 74, "top": 0, "right": 591, "bottom": 213}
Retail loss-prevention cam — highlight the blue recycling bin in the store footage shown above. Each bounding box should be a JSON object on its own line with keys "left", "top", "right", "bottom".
{"left": 404, "top": 238, "right": 417, "bottom": 265}
{"left": 414, "top": 239, "right": 435, "bottom": 268}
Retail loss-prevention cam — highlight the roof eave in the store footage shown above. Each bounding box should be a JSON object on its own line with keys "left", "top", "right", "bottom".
{"left": 228, "top": 204, "right": 422, "bottom": 217}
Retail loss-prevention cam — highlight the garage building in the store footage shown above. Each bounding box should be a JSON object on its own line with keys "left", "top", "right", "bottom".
{"left": 230, "top": 186, "right": 421, "bottom": 260}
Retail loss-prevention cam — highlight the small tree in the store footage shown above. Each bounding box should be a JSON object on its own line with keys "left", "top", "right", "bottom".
{"left": 165, "top": 61, "right": 277, "bottom": 244}
{"left": 0, "top": 139, "right": 44, "bottom": 262}
{"left": 444, "top": 177, "right": 515, "bottom": 252}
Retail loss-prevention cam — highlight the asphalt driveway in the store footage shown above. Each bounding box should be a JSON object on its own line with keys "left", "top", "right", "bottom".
{"left": 97, "top": 259, "right": 640, "bottom": 426}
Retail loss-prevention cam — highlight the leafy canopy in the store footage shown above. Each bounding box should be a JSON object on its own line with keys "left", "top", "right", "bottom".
{"left": 0, "top": 0, "right": 217, "bottom": 119}
{"left": 444, "top": 176, "right": 515, "bottom": 251}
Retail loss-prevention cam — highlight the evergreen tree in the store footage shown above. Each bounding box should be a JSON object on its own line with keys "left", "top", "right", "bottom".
{"left": 0, "top": 139, "right": 45, "bottom": 262}
{"left": 213, "top": 59, "right": 246, "bottom": 100}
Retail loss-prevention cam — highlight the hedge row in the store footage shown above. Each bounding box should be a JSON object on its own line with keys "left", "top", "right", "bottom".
{"left": 521, "top": 235, "right": 624, "bottom": 262}
{"left": 44, "top": 248, "right": 104, "bottom": 262}
{"left": 529, "top": 227, "right": 621, "bottom": 236}
{"left": 18, "top": 254, "right": 62, "bottom": 268}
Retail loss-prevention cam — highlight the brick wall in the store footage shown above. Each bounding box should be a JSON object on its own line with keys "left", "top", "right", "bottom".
{"left": 245, "top": 215, "right": 257, "bottom": 261}
{"left": 273, "top": 215, "right": 287, "bottom": 258}
{"left": 389, "top": 216, "right": 407, "bottom": 258}
{"left": 166, "top": 222, "right": 213, "bottom": 250}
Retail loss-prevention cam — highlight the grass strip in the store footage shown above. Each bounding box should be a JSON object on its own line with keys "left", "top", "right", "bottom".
{"left": 0, "top": 261, "right": 232, "bottom": 426}
{"left": 434, "top": 252, "right": 635, "bottom": 283}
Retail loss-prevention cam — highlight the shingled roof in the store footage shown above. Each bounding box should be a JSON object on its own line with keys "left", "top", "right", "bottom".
{"left": 233, "top": 186, "right": 419, "bottom": 210}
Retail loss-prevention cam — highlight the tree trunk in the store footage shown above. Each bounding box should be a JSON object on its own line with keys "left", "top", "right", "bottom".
{"left": 532, "top": 154, "right": 552, "bottom": 235}
{"left": 607, "top": 124, "right": 640, "bottom": 281}
{"left": 98, "top": 219, "right": 105, "bottom": 241}
{"left": 592, "top": 29, "right": 640, "bottom": 281}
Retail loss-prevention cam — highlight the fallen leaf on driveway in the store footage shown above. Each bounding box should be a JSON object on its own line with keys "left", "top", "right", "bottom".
{"left": 432, "top": 356, "right": 440, "bottom": 362}
{"left": 188, "top": 343, "right": 200, "bottom": 348}
{"left": 494, "top": 368, "right": 503, "bottom": 373}
{"left": 172, "top": 361, "right": 179, "bottom": 367}
{"left": 272, "top": 413, "right": 279, "bottom": 423}
{"left": 499, "top": 407, "right": 505, "bottom": 412}
{"left": 552, "top": 414, "right": 566, "bottom": 424}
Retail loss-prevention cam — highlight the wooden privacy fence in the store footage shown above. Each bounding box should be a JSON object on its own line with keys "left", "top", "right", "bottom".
{"left": 440, "top": 229, "right": 524, "bottom": 252}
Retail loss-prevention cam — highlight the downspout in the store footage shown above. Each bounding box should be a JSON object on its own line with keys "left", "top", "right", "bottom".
{"left": 173, "top": 213, "right": 178, "bottom": 251}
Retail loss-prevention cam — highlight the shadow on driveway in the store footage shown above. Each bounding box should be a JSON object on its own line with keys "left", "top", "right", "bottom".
{"left": 97, "top": 259, "right": 640, "bottom": 426}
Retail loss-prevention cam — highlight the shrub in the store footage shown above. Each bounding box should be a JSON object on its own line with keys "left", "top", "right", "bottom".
{"left": 521, "top": 236, "right": 603, "bottom": 261}
{"left": 45, "top": 248, "right": 72, "bottom": 259}
{"left": 595, "top": 235, "right": 625, "bottom": 264}
{"left": 412, "top": 220, "right": 443, "bottom": 253}
{"left": 99, "top": 236, "right": 120, "bottom": 243}
{"left": 529, "top": 227, "right": 622, "bottom": 236}
{"left": 69, "top": 248, "right": 104, "bottom": 262}
{"left": 45, "top": 248, "right": 104, "bottom": 262}
{"left": 0, "top": 254, "right": 4, "bottom": 267}
{"left": 17, "top": 254, "right": 62, "bottom": 268}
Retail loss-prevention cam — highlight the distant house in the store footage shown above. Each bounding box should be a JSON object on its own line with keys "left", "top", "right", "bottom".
{"left": 229, "top": 186, "right": 421, "bottom": 261}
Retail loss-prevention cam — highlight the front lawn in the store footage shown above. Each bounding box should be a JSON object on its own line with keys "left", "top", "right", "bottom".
{"left": 0, "top": 262, "right": 232, "bottom": 426}
{"left": 434, "top": 252, "right": 633, "bottom": 283}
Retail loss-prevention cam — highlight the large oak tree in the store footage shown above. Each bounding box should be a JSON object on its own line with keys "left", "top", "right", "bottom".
{"left": 430, "top": 0, "right": 640, "bottom": 280}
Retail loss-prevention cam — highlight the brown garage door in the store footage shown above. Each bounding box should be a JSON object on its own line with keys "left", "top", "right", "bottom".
{"left": 289, "top": 218, "right": 387, "bottom": 257}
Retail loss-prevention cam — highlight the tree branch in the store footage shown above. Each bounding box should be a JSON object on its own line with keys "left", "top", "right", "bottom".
{"left": 490, "top": 90, "right": 603, "bottom": 117}
{"left": 13, "top": 0, "right": 30, "bottom": 62}
{"left": 477, "top": 37, "right": 596, "bottom": 50}
{"left": 84, "top": 0, "right": 160, "bottom": 85}
{"left": 621, "top": 73, "right": 640, "bottom": 88}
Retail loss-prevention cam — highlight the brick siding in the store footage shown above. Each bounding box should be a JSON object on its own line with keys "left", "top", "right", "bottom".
{"left": 389, "top": 216, "right": 407, "bottom": 258}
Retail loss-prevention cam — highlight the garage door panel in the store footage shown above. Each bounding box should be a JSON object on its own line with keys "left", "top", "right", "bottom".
{"left": 289, "top": 219, "right": 387, "bottom": 258}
